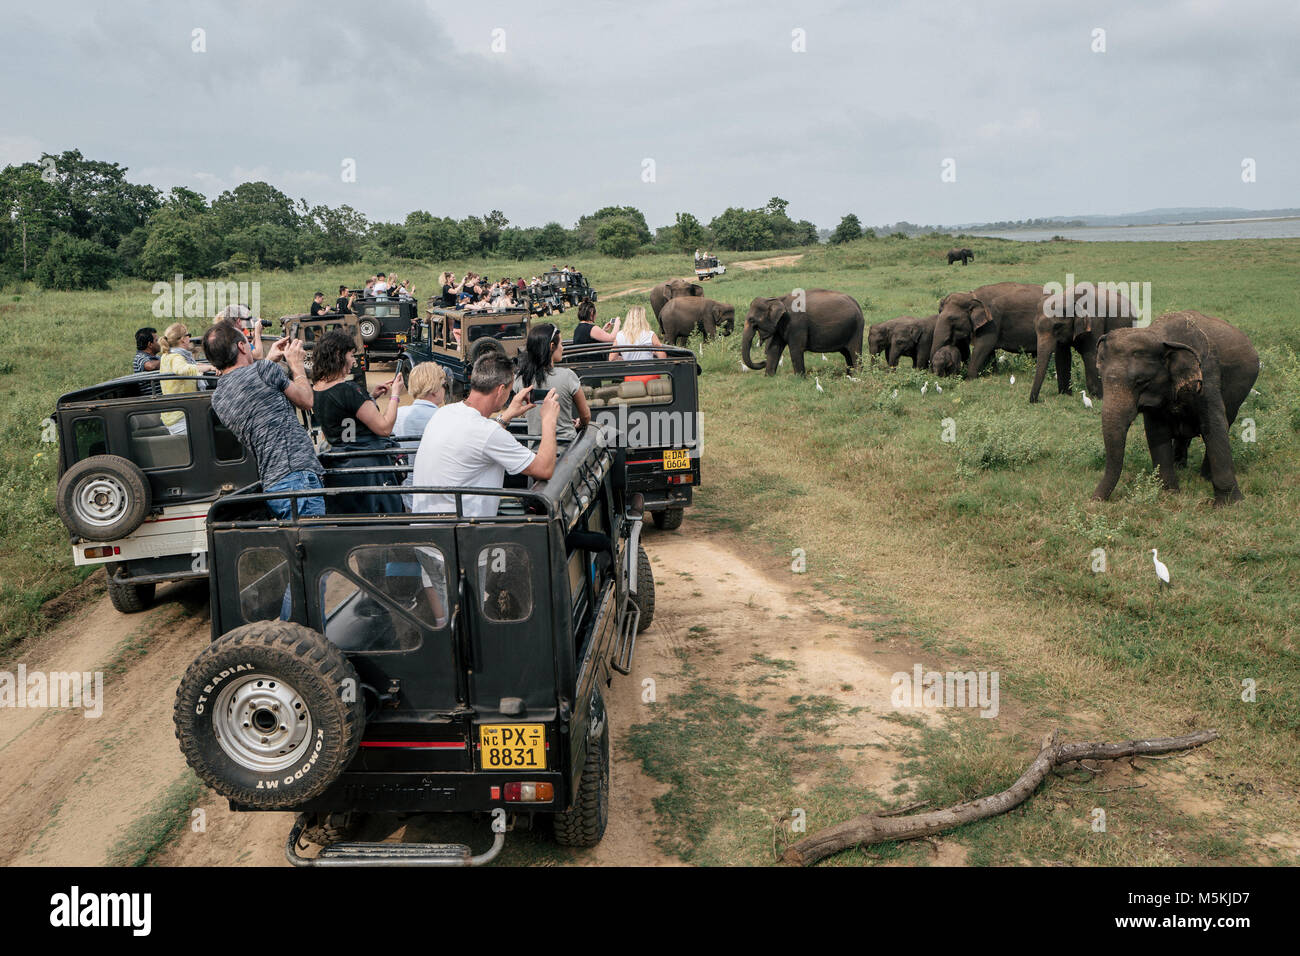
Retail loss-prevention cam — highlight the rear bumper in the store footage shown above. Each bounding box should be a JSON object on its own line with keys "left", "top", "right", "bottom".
{"left": 248, "top": 769, "right": 569, "bottom": 815}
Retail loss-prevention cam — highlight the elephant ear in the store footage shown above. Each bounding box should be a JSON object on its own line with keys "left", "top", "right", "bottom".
{"left": 1163, "top": 341, "right": 1202, "bottom": 400}
{"left": 897, "top": 324, "right": 922, "bottom": 349}
{"left": 970, "top": 297, "right": 993, "bottom": 331}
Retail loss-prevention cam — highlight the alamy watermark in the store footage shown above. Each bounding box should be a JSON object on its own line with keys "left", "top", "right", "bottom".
{"left": 1043, "top": 273, "right": 1151, "bottom": 327}
{"left": 1, "top": 665, "right": 104, "bottom": 718}
{"left": 891, "top": 663, "right": 999, "bottom": 718}
{"left": 152, "top": 274, "right": 261, "bottom": 320}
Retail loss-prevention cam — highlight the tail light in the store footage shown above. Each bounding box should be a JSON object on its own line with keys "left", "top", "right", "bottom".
{"left": 83, "top": 546, "right": 121, "bottom": 558}
{"left": 503, "top": 782, "right": 554, "bottom": 803}
{"left": 667, "top": 475, "right": 693, "bottom": 485}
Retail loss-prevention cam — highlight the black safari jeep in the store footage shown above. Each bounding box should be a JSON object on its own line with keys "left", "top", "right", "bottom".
{"left": 52, "top": 374, "right": 256, "bottom": 612}
{"left": 350, "top": 295, "right": 422, "bottom": 366}
{"left": 279, "top": 313, "right": 370, "bottom": 385}
{"left": 173, "top": 427, "right": 653, "bottom": 865}
{"left": 554, "top": 343, "right": 701, "bottom": 531}
{"left": 542, "top": 269, "right": 597, "bottom": 308}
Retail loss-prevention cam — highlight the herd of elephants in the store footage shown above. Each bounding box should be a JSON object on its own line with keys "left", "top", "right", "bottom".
{"left": 648, "top": 269, "right": 1261, "bottom": 507}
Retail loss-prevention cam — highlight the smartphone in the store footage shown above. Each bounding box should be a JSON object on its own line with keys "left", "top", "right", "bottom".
{"left": 528, "top": 388, "right": 549, "bottom": 404}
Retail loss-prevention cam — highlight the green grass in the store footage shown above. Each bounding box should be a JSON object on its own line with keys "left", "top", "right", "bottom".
{"left": 106, "top": 770, "right": 206, "bottom": 866}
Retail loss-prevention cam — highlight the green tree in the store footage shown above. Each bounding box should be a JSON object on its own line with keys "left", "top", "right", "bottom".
{"left": 497, "top": 227, "right": 537, "bottom": 260}
{"left": 576, "top": 206, "right": 651, "bottom": 249}
{"left": 709, "top": 207, "right": 775, "bottom": 251}
{"left": 595, "top": 218, "right": 642, "bottom": 258}
{"left": 536, "top": 222, "right": 570, "bottom": 258}
{"left": 674, "top": 212, "right": 705, "bottom": 252}
{"left": 136, "top": 207, "right": 220, "bottom": 279}
{"left": 34, "top": 233, "right": 119, "bottom": 290}
{"left": 830, "top": 214, "right": 864, "bottom": 244}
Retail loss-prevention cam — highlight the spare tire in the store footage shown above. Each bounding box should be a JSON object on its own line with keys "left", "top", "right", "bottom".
{"left": 56, "top": 455, "right": 152, "bottom": 541}
{"left": 358, "top": 318, "right": 380, "bottom": 343}
{"left": 174, "top": 621, "right": 365, "bottom": 809}
{"left": 468, "top": 336, "right": 507, "bottom": 367}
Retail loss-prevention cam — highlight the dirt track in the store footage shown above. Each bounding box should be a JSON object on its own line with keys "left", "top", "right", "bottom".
{"left": 0, "top": 528, "right": 921, "bottom": 867}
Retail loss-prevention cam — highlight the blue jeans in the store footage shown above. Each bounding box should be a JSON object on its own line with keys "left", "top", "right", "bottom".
{"left": 266, "top": 470, "right": 326, "bottom": 520}
{"left": 265, "top": 471, "right": 324, "bottom": 619}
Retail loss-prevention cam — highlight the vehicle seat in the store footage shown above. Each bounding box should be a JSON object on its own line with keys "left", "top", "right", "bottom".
{"left": 647, "top": 379, "right": 672, "bottom": 399}
{"left": 612, "top": 381, "right": 652, "bottom": 405}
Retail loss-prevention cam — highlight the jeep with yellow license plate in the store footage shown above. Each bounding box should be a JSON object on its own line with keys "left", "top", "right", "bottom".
{"left": 173, "top": 425, "right": 653, "bottom": 865}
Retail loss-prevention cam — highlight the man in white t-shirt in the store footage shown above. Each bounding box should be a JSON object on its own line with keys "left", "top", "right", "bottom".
{"left": 411, "top": 352, "right": 560, "bottom": 517}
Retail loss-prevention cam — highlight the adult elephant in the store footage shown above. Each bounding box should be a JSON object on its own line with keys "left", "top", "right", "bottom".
{"left": 1091, "top": 311, "right": 1258, "bottom": 507}
{"left": 1029, "top": 283, "right": 1136, "bottom": 403}
{"left": 867, "top": 314, "right": 937, "bottom": 369}
{"left": 931, "top": 282, "right": 1043, "bottom": 379}
{"left": 947, "top": 248, "right": 974, "bottom": 265}
{"left": 741, "top": 289, "right": 864, "bottom": 375}
{"left": 660, "top": 297, "right": 735, "bottom": 345}
{"left": 649, "top": 279, "right": 704, "bottom": 328}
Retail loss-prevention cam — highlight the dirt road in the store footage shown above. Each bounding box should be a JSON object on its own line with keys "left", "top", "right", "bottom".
{"left": 0, "top": 528, "right": 925, "bottom": 867}
{"left": 604, "top": 254, "right": 806, "bottom": 300}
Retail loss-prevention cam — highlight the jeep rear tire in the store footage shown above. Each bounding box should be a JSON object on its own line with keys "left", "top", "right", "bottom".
{"left": 633, "top": 545, "right": 654, "bottom": 632}
{"left": 174, "top": 621, "right": 364, "bottom": 809}
{"left": 107, "top": 572, "right": 155, "bottom": 614}
{"left": 651, "top": 507, "right": 683, "bottom": 531}
{"left": 56, "top": 455, "right": 152, "bottom": 542}
{"left": 358, "top": 318, "right": 380, "bottom": 343}
{"left": 553, "top": 701, "right": 609, "bottom": 848}
{"left": 298, "top": 811, "right": 356, "bottom": 847}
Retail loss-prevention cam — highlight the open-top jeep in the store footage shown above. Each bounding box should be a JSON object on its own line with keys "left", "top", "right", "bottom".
{"left": 541, "top": 269, "right": 597, "bottom": 308}
{"left": 694, "top": 255, "right": 725, "bottom": 280}
{"left": 52, "top": 373, "right": 255, "bottom": 612}
{"left": 173, "top": 426, "right": 652, "bottom": 865}
{"left": 279, "top": 313, "right": 369, "bottom": 385}
{"left": 408, "top": 306, "right": 532, "bottom": 400}
{"left": 350, "top": 295, "right": 422, "bottom": 366}
{"left": 553, "top": 343, "right": 701, "bottom": 531}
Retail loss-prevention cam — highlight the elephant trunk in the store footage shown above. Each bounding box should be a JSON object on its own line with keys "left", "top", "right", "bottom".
{"left": 1092, "top": 392, "right": 1138, "bottom": 500}
{"left": 741, "top": 322, "right": 765, "bottom": 370}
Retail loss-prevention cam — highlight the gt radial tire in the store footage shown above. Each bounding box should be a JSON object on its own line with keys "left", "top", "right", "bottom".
{"left": 107, "top": 575, "right": 155, "bottom": 614}
{"left": 56, "top": 455, "right": 152, "bottom": 541}
{"left": 358, "top": 318, "right": 380, "bottom": 343}
{"left": 174, "top": 621, "right": 365, "bottom": 809}
{"left": 299, "top": 811, "right": 356, "bottom": 847}
{"left": 634, "top": 545, "right": 655, "bottom": 632}
{"left": 553, "top": 710, "right": 609, "bottom": 848}
{"left": 651, "top": 507, "right": 684, "bottom": 531}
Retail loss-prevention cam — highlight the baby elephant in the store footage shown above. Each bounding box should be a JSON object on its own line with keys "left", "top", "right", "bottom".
{"left": 867, "top": 314, "right": 937, "bottom": 369}
{"left": 947, "top": 247, "right": 974, "bottom": 265}
{"left": 1092, "top": 310, "right": 1259, "bottom": 507}
{"left": 929, "top": 344, "right": 964, "bottom": 377}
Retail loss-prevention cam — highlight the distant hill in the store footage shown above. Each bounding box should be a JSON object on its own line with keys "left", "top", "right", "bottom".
{"left": 950, "top": 207, "right": 1300, "bottom": 231}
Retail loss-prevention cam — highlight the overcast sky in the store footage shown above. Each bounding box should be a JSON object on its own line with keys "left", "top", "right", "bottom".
{"left": 2, "top": 0, "right": 1297, "bottom": 230}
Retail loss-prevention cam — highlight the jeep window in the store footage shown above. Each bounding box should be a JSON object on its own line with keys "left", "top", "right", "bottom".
{"left": 210, "top": 409, "right": 245, "bottom": 463}
{"left": 468, "top": 321, "right": 525, "bottom": 342}
{"left": 72, "top": 417, "right": 107, "bottom": 460}
{"left": 127, "top": 410, "right": 192, "bottom": 469}
{"left": 580, "top": 374, "right": 673, "bottom": 408}
{"left": 477, "top": 544, "right": 532, "bottom": 623}
{"left": 238, "top": 548, "right": 290, "bottom": 623}
{"left": 347, "top": 544, "right": 449, "bottom": 631}
{"left": 319, "top": 568, "right": 416, "bottom": 653}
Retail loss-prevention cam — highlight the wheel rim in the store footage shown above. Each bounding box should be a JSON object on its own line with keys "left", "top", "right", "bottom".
{"left": 74, "top": 474, "right": 129, "bottom": 528}
{"left": 360, "top": 320, "right": 378, "bottom": 338}
{"left": 212, "top": 673, "right": 313, "bottom": 773}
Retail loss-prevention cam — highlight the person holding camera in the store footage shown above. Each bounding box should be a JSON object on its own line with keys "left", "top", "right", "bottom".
{"left": 214, "top": 304, "right": 266, "bottom": 360}
{"left": 411, "top": 352, "right": 559, "bottom": 518}
{"left": 513, "top": 322, "right": 589, "bottom": 442}
{"left": 335, "top": 285, "right": 354, "bottom": 315}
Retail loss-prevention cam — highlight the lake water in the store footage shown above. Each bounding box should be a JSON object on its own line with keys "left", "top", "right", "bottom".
{"left": 967, "top": 218, "right": 1300, "bottom": 243}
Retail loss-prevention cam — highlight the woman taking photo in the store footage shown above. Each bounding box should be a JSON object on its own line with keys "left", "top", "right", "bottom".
{"left": 514, "top": 322, "right": 590, "bottom": 442}
{"left": 158, "top": 322, "right": 215, "bottom": 433}
{"left": 571, "top": 299, "right": 619, "bottom": 347}
{"left": 310, "top": 329, "right": 405, "bottom": 514}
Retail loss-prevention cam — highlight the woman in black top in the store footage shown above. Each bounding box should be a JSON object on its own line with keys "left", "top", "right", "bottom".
{"left": 572, "top": 299, "right": 619, "bottom": 348}
{"left": 311, "top": 330, "right": 406, "bottom": 514}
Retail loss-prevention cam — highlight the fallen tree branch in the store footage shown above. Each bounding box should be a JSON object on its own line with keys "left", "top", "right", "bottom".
{"left": 782, "top": 728, "right": 1218, "bottom": 866}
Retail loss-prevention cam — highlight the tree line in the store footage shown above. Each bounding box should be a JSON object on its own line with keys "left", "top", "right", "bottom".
{"left": 0, "top": 149, "right": 883, "bottom": 290}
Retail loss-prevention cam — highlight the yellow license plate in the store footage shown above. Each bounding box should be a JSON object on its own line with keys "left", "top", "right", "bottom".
{"left": 396, "top": 333, "right": 407, "bottom": 343}
{"left": 478, "top": 724, "right": 546, "bottom": 770}
{"left": 663, "top": 449, "right": 690, "bottom": 470}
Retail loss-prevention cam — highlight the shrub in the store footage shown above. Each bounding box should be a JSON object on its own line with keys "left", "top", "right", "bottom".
{"left": 34, "top": 234, "right": 119, "bottom": 290}
{"left": 954, "top": 407, "right": 1049, "bottom": 472}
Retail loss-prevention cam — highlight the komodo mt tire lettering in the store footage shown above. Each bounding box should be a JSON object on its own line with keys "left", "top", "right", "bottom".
{"left": 174, "top": 621, "right": 364, "bottom": 809}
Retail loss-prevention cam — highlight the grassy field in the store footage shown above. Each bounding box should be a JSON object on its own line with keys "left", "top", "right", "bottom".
{"left": 2, "top": 235, "right": 1297, "bottom": 864}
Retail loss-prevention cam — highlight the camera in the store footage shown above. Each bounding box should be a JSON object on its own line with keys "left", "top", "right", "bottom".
{"left": 528, "top": 388, "right": 550, "bottom": 404}
{"left": 241, "top": 318, "right": 272, "bottom": 331}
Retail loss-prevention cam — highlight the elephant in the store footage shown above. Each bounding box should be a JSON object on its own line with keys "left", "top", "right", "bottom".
{"left": 867, "top": 314, "right": 937, "bottom": 369}
{"left": 931, "top": 282, "right": 1045, "bottom": 380}
{"left": 1029, "top": 283, "right": 1135, "bottom": 403}
{"left": 947, "top": 248, "right": 974, "bottom": 265}
{"left": 1091, "top": 311, "right": 1259, "bottom": 507}
{"left": 659, "top": 296, "right": 736, "bottom": 345}
{"left": 649, "top": 279, "right": 704, "bottom": 328}
{"left": 741, "top": 289, "right": 864, "bottom": 375}
{"left": 929, "top": 344, "right": 964, "bottom": 377}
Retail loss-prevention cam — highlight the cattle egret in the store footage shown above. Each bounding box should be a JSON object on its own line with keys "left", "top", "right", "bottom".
{"left": 815, "top": 376, "right": 824, "bottom": 392}
{"left": 1009, "top": 374, "right": 1016, "bottom": 385}
{"left": 1251, "top": 388, "right": 1261, "bottom": 395}
{"left": 935, "top": 383, "right": 942, "bottom": 393}
{"left": 891, "top": 389, "right": 899, "bottom": 398}
{"left": 921, "top": 382, "right": 928, "bottom": 395}
{"left": 997, "top": 354, "right": 1006, "bottom": 365}
{"left": 1151, "top": 549, "right": 1170, "bottom": 586}
{"left": 821, "top": 354, "right": 827, "bottom": 362}
{"left": 1082, "top": 390, "right": 1093, "bottom": 409}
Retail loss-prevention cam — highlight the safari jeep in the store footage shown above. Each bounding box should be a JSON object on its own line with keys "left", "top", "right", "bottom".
{"left": 554, "top": 343, "right": 701, "bottom": 530}
{"left": 409, "top": 306, "right": 531, "bottom": 400}
{"left": 279, "top": 312, "right": 369, "bottom": 384}
{"left": 52, "top": 374, "right": 256, "bottom": 612}
{"left": 351, "top": 295, "right": 422, "bottom": 366}
{"left": 173, "top": 427, "right": 653, "bottom": 865}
